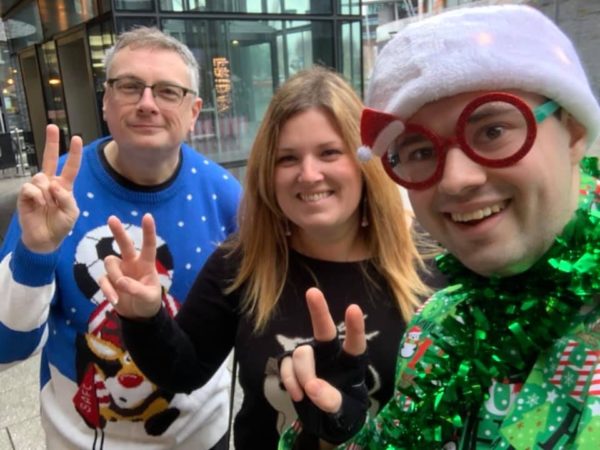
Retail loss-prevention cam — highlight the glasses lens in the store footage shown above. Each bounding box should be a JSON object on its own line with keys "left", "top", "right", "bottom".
{"left": 153, "top": 83, "right": 185, "bottom": 107}
{"left": 113, "top": 78, "right": 144, "bottom": 102}
{"left": 463, "top": 100, "right": 529, "bottom": 161}
{"left": 387, "top": 130, "right": 439, "bottom": 184}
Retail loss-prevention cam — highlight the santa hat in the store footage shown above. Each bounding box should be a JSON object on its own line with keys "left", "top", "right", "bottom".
{"left": 407, "top": 325, "right": 421, "bottom": 335}
{"left": 360, "top": 4, "right": 600, "bottom": 159}
{"left": 357, "top": 108, "right": 404, "bottom": 162}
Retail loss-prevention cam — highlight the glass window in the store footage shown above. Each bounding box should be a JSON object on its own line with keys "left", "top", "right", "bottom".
{"left": 38, "top": 0, "right": 97, "bottom": 37}
{"left": 340, "top": 20, "right": 361, "bottom": 94}
{"left": 4, "top": 0, "right": 43, "bottom": 52}
{"left": 115, "top": 17, "right": 157, "bottom": 33}
{"left": 159, "top": 0, "right": 332, "bottom": 14}
{"left": 38, "top": 41, "right": 69, "bottom": 152}
{"left": 115, "top": 0, "right": 155, "bottom": 11}
{"left": 88, "top": 19, "right": 115, "bottom": 136}
{"left": 161, "top": 18, "right": 340, "bottom": 168}
{"left": 277, "top": 20, "right": 334, "bottom": 82}
{"left": 340, "top": 0, "right": 360, "bottom": 15}
{"left": 1, "top": 55, "right": 29, "bottom": 134}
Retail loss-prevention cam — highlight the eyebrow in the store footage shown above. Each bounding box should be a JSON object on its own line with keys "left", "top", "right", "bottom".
{"left": 112, "top": 74, "right": 184, "bottom": 86}
{"left": 398, "top": 134, "right": 430, "bottom": 146}
{"left": 467, "top": 104, "right": 517, "bottom": 124}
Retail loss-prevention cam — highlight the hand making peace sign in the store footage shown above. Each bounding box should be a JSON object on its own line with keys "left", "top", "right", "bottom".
{"left": 99, "top": 213, "right": 163, "bottom": 320}
{"left": 18, "top": 124, "right": 82, "bottom": 253}
{"left": 280, "top": 288, "right": 369, "bottom": 445}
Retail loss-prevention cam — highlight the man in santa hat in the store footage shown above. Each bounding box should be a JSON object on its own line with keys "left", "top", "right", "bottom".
{"left": 279, "top": 4, "right": 600, "bottom": 449}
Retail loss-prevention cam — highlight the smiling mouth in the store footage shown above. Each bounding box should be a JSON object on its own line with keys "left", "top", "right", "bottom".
{"left": 450, "top": 201, "right": 507, "bottom": 223}
{"left": 298, "top": 191, "right": 333, "bottom": 202}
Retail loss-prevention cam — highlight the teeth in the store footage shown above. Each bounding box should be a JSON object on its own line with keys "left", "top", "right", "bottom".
{"left": 451, "top": 203, "right": 505, "bottom": 223}
{"left": 299, "top": 192, "right": 331, "bottom": 202}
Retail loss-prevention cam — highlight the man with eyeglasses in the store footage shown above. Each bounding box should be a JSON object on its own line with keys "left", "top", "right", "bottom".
{"left": 0, "top": 27, "right": 241, "bottom": 450}
{"left": 278, "top": 5, "right": 600, "bottom": 450}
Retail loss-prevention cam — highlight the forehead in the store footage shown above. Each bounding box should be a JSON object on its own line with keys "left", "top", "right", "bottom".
{"left": 279, "top": 108, "right": 343, "bottom": 144}
{"left": 109, "top": 46, "right": 190, "bottom": 84}
{"left": 407, "top": 90, "right": 546, "bottom": 126}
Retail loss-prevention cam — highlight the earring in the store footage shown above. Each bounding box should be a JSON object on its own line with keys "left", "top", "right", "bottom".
{"left": 361, "top": 196, "right": 369, "bottom": 228}
{"left": 284, "top": 219, "right": 292, "bottom": 236}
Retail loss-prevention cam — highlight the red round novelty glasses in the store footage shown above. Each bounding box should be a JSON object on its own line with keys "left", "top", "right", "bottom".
{"left": 380, "top": 92, "right": 560, "bottom": 190}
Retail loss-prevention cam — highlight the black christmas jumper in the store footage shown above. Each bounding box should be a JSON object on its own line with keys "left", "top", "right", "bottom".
{"left": 121, "top": 247, "right": 415, "bottom": 449}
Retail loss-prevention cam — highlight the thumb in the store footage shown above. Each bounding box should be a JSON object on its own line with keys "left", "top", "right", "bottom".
{"left": 304, "top": 378, "right": 342, "bottom": 414}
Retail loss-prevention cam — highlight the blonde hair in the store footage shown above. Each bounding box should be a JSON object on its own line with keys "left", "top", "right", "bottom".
{"left": 225, "top": 66, "right": 429, "bottom": 332}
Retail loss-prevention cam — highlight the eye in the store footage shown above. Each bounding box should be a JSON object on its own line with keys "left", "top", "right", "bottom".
{"left": 276, "top": 154, "right": 297, "bottom": 166}
{"left": 482, "top": 125, "right": 505, "bottom": 141}
{"left": 390, "top": 141, "right": 436, "bottom": 166}
{"left": 321, "top": 148, "right": 343, "bottom": 159}
{"left": 156, "top": 84, "right": 183, "bottom": 101}
{"left": 407, "top": 146, "right": 436, "bottom": 162}
{"left": 117, "top": 79, "right": 143, "bottom": 93}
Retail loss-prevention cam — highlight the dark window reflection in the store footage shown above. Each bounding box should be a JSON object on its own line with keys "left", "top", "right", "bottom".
{"left": 162, "top": 18, "right": 336, "bottom": 166}
{"left": 159, "top": 0, "right": 332, "bottom": 14}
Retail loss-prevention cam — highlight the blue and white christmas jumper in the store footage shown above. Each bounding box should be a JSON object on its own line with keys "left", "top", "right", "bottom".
{"left": 0, "top": 137, "right": 242, "bottom": 450}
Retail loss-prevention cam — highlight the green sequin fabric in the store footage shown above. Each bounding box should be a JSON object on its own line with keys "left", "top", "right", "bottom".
{"left": 279, "top": 158, "right": 600, "bottom": 450}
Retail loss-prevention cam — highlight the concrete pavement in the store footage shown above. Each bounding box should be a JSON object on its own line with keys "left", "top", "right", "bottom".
{"left": 0, "top": 173, "right": 45, "bottom": 450}
{"left": 0, "top": 356, "right": 45, "bottom": 450}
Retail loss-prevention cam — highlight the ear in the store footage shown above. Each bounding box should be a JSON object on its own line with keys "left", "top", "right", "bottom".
{"left": 189, "top": 97, "right": 203, "bottom": 133}
{"left": 565, "top": 115, "right": 587, "bottom": 166}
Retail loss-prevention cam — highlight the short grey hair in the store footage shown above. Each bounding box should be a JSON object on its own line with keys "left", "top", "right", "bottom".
{"left": 104, "top": 26, "right": 200, "bottom": 94}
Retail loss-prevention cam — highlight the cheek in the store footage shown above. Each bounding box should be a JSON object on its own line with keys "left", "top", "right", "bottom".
{"left": 273, "top": 171, "right": 289, "bottom": 205}
{"left": 407, "top": 191, "right": 432, "bottom": 221}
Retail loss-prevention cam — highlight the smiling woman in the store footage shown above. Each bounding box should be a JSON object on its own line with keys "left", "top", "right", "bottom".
{"left": 110, "top": 65, "right": 441, "bottom": 449}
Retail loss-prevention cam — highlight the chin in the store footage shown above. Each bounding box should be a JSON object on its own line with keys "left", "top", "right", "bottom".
{"left": 463, "top": 255, "right": 537, "bottom": 278}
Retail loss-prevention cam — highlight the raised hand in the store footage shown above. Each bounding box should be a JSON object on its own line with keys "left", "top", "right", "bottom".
{"left": 280, "top": 287, "right": 368, "bottom": 445}
{"left": 98, "top": 213, "right": 163, "bottom": 320}
{"left": 18, "top": 124, "right": 82, "bottom": 253}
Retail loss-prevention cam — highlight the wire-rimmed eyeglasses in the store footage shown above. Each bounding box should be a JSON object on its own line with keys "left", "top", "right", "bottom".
{"left": 106, "top": 77, "right": 197, "bottom": 109}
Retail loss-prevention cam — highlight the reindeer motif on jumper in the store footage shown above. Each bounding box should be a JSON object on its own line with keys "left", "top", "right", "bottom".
{"left": 263, "top": 316, "right": 381, "bottom": 434}
{"left": 71, "top": 224, "right": 182, "bottom": 440}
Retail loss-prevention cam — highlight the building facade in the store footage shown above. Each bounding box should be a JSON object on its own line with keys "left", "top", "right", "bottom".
{"left": 1, "top": 0, "right": 598, "bottom": 178}
{"left": 0, "top": 0, "right": 362, "bottom": 178}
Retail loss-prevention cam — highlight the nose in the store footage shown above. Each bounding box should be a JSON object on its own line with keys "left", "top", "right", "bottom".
{"left": 136, "top": 86, "right": 160, "bottom": 113}
{"left": 298, "top": 156, "right": 324, "bottom": 183}
{"left": 437, "top": 145, "right": 487, "bottom": 195}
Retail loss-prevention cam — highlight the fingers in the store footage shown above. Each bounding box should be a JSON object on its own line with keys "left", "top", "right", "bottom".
{"left": 342, "top": 305, "right": 366, "bottom": 356}
{"left": 41, "top": 125, "right": 60, "bottom": 177}
{"left": 19, "top": 181, "right": 48, "bottom": 209}
{"left": 107, "top": 215, "right": 137, "bottom": 261}
{"left": 286, "top": 345, "right": 343, "bottom": 413}
{"left": 139, "top": 213, "right": 157, "bottom": 264}
{"left": 292, "top": 345, "right": 317, "bottom": 391}
{"left": 280, "top": 356, "right": 304, "bottom": 402}
{"left": 306, "top": 287, "right": 337, "bottom": 342}
{"left": 98, "top": 273, "right": 119, "bottom": 305}
{"left": 304, "top": 378, "right": 343, "bottom": 413}
{"left": 49, "top": 180, "right": 79, "bottom": 217}
{"left": 59, "top": 135, "right": 83, "bottom": 189}
{"left": 104, "top": 253, "right": 125, "bottom": 279}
